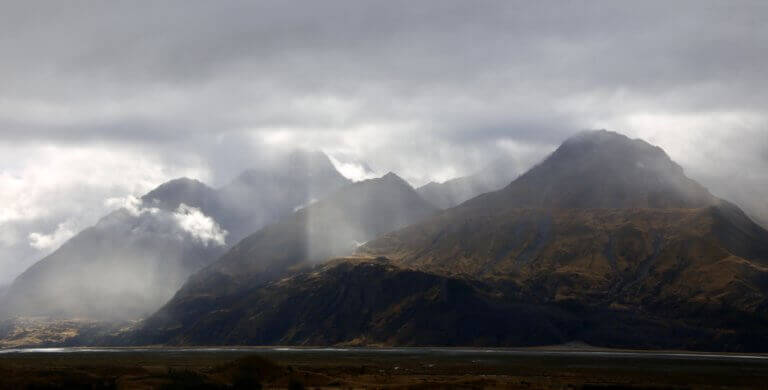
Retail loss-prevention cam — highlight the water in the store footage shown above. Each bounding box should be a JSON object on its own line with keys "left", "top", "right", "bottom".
{"left": 2, "top": 346, "right": 767, "bottom": 362}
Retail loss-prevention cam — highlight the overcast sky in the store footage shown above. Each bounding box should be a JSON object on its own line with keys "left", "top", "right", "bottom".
{"left": 1, "top": 1, "right": 767, "bottom": 284}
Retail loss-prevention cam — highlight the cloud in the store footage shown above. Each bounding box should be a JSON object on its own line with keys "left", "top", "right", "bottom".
{"left": 327, "top": 154, "right": 379, "bottom": 182}
{"left": 172, "top": 204, "right": 227, "bottom": 247}
{"left": 105, "top": 195, "right": 146, "bottom": 217}
{"left": 28, "top": 220, "right": 78, "bottom": 251}
{"left": 0, "top": 143, "right": 209, "bottom": 284}
{"left": 105, "top": 197, "right": 228, "bottom": 246}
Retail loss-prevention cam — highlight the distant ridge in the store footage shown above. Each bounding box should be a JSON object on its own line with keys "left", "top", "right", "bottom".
{"left": 417, "top": 157, "right": 519, "bottom": 209}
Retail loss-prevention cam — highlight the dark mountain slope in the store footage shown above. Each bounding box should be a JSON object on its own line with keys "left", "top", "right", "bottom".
{"left": 135, "top": 257, "right": 575, "bottom": 346}
{"left": 132, "top": 256, "right": 768, "bottom": 351}
{"left": 363, "top": 206, "right": 768, "bottom": 313}
{"left": 132, "top": 173, "right": 438, "bottom": 343}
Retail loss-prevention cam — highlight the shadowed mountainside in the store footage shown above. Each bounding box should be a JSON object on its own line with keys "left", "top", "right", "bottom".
{"left": 145, "top": 255, "right": 768, "bottom": 350}
{"left": 364, "top": 205, "right": 768, "bottom": 312}
{"left": 136, "top": 257, "right": 574, "bottom": 346}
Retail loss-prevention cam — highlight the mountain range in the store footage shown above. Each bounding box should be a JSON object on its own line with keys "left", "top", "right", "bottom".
{"left": 0, "top": 150, "right": 350, "bottom": 320}
{"left": 130, "top": 172, "right": 438, "bottom": 344}
{"left": 128, "top": 130, "right": 768, "bottom": 351}
{"left": 3, "top": 130, "right": 768, "bottom": 352}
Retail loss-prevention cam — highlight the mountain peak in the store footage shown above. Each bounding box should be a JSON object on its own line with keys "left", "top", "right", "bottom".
{"left": 379, "top": 171, "right": 410, "bottom": 185}
{"left": 143, "top": 177, "right": 210, "bottom": 198}
{"left": 286, "top": 149, "right": 337, "bottom": 172}
{"left": 464, "top": 130, "right": 716, "bottom": 210}
{"left": 141, "top": 177, "right": 216, "bottom": 211}
{"left": 558, "top": 130, "right": 668, "bottom": 160}
{"left": 348, "top": 172, "right": 414, "bottom": 191}
{"left": 235, "top": 150, "right": 345, "bottom": 182}
{"left": 565, "top": 129, "right": 635, "bottom": 143}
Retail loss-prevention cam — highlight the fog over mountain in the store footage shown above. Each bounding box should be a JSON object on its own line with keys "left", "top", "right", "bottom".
{"left": 1, "top": 207, "right": 225, "bottom": 320}
{"left": 0, "top": 1, "right": 767, "bottom": 291}
{"left": 132, "top": 172, "right": 437, "bottom": 344}
{"left": 142, "top": 150, "right": 351, "bottom": 243}
{"left": 417, "top": 157, "right": 520, "bottom": 209}
{"left": 0, "top": 150, "right": 350, "bottom": 320}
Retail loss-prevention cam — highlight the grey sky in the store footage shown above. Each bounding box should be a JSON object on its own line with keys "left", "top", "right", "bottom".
{"left": 1, "top": 1, "right": 767, "bottom": 284}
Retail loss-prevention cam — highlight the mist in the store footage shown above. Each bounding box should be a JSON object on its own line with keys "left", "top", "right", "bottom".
{"left": 0, "top": 204, "right": 227, "bottom": 320}
{"left": 0, "top": 150, "right": 351, "bottom": 321}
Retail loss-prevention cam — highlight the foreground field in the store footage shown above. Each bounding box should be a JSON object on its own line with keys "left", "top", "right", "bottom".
{"left": 0, "top": 347, "right": 767, "bottom": 389}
